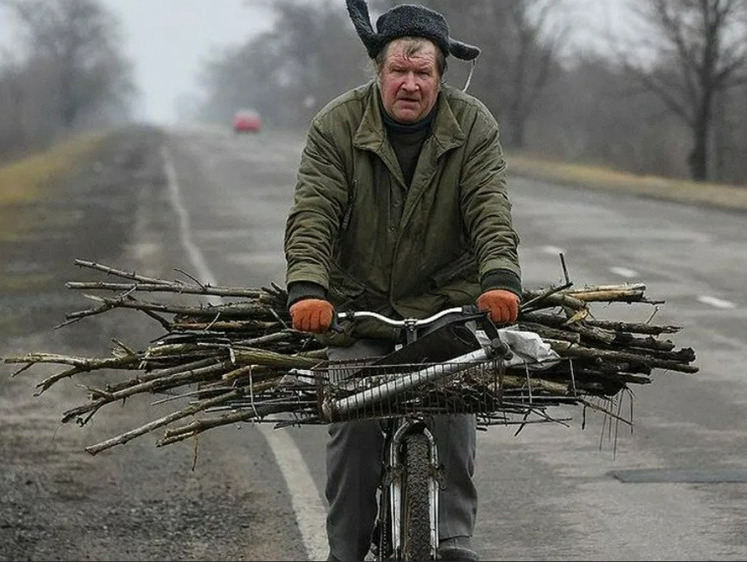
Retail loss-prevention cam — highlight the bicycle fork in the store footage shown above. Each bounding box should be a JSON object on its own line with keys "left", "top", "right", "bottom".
{"left": 382, "top": 419, "right": 443, "bottom": 560}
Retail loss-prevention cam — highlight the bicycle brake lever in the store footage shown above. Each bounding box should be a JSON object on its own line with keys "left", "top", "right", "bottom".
{"left": 329, "top": 312, "right": 344, "bottom": 333}
{"left": 460, "top": 304, "right": 481, "bottom": 316}
{"left": 489, "top": 338, "right": 513, "bottom": 360}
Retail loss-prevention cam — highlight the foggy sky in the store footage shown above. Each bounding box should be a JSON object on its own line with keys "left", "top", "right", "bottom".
{"left": 101, "top": 0, "right": 273, "bottom": 125}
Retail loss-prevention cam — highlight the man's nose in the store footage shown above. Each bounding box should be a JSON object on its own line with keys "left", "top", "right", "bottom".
{"left": 401, "top": 72, "right": 418, "bottom": 91}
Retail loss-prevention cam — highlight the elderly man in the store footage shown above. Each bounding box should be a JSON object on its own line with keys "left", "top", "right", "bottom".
{"left": 284, "top": 1, "right": 522, "bottom": 560}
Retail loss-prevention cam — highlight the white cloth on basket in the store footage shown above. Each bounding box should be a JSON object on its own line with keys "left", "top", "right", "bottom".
{"left": 475, "top": 326, "right": 561, "bottom": 370}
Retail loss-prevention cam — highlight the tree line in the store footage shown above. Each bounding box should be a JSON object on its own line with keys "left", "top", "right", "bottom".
{"left": 198, "top": 0, "right": 747, "bottom": 185}
{"left": 1, "top": 0, "right": 745, "bottom": 185}
{"left": 0, "top": 0, "right": 135, "bottom": 162}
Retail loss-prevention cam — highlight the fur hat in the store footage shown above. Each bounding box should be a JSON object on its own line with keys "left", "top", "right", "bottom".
{"left": 346, "top": 0, "right": 481, "bottom": 61}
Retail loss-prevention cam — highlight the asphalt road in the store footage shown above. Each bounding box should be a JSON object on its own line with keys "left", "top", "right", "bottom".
{"left": 162, "top": 126, "right": 747, "bottom": 561}
{"left": 2, "top": 125, "right": 745, "bottom": 561}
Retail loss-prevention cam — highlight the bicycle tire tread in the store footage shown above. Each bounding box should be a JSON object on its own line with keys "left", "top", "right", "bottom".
{"left": 402, "top": 432, "right": 433, "bottom": 560}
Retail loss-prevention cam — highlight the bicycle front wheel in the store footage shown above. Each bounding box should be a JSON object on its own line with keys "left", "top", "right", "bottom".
{"left": 401, "top": 432, "right": 435, "bottom": 561}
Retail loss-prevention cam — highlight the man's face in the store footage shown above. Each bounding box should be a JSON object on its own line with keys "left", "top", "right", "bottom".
{"left": 379, "top": 38, "right": 441, "bottom": 124}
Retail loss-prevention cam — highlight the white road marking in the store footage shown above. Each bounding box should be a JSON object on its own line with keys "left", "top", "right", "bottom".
{"left": 609, "top": 266, "right": 639, "bottom": 278}
{"left": 697, "top": 295, "right": 737, "bottom": 309}
{"left": 258, "top": 425, "right": 328, "bottom": 560}
{"left": 163, "top": 146, "right": 328, "bottom": 561}
{"left": 163, "top": 147, "right": 221, "bottom": 306}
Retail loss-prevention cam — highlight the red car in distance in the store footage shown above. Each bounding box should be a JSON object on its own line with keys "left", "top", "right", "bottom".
{"left": 233, "top": 109, "right": 262, "bottom": 133}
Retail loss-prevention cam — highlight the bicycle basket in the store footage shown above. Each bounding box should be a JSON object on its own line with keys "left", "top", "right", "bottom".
{"left": 316, "top": 352, "right": 581, "bottom": 426}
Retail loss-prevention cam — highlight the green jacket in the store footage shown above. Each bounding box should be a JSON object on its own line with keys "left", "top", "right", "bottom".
{"left": 284, "top": 81, "right": 521, "bottom": 341}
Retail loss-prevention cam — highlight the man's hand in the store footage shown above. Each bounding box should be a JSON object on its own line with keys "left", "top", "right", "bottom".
{"left": 289, "top": 298, "right": 335, "bottom": 333}
{"left": 477, "top": 289, "right": 520, "bottom": 324}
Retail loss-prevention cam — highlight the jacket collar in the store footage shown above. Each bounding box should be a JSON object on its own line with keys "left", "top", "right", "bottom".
{"left": 353, "top": 81, "right": 465, "bottom": 157}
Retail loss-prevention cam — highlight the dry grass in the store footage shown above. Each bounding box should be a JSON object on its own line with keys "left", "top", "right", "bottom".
{"left": 0, "top": 132, "right": 107, "bottom": 240}
{"left": 509, "top": 152, "right": 747, "bottom": 212}
{"left": 0, "top": 132, "right": 106, "bottom": 204}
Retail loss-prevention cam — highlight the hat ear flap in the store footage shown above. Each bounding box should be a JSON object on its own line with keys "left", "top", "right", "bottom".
{"left": 449, "top": 39, "right": 481, "bottom": 61}
{"left": 346, "top": 0, "right": 379, "bottom": 58}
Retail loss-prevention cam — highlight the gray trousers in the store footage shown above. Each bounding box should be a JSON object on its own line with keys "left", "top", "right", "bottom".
{"left": 326, "top": 339, "right": 478, "bottom": 561}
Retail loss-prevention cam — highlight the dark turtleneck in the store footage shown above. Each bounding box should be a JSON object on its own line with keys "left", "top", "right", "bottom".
{"left": 381, "top": 100, "right": 436, "bottom": 187}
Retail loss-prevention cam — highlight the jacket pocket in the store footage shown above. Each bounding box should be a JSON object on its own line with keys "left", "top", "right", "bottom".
{"left": 428, "top": 251, "right": 478, "bottom": 289}
{"left": 325, "top": 263, "right": 401, "bottom": 343}
{"left": 328, "top": 262, "right": 368, "bottom": 309}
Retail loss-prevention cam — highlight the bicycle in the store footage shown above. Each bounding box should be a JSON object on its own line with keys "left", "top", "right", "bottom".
{"left": 318, "top": 305, "right": 514, "bottom": 561}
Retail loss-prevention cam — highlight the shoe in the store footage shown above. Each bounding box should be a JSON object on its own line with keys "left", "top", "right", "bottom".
{"left": 437, "top": 536, "right": 479, "bottom": 561}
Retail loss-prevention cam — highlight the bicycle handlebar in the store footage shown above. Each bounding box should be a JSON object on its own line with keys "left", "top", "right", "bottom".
{"left": 336, "top": 305, "right": 478, "bottom": 331}
{"left": 333, "top": 305, "right": 513, "bottom": 360}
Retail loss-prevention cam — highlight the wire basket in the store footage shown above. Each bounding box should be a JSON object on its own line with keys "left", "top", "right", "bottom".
{"left": 312, "top": 356, "right": 585, "bottom": 425}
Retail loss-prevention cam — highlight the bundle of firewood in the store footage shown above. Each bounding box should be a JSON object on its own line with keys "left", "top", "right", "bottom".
{"left": 2, "top": 259, "right": 698, "bottom": 455}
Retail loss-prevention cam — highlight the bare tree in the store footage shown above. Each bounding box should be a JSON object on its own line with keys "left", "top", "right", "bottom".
{"left": 0, "top": 55, "right": 28, "bottom": 157}
{"left": 198, "top": 0, "right": 365, "bottom": 128}
{"left": 498, "top": 1, "right": 568, "bottom": 148}
{"left": 1, "top": 0, "right": 134, "bottom": 131}
{"left": 623, "top": 0, "right": 747, "bottom": 181}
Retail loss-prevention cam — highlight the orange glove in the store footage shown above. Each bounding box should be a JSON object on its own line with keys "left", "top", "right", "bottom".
{"left": 289, "top": 298, "right": 335, "bottom": 333}
{"left": 477, "top": 289, "right": 520, "bottom": 324}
